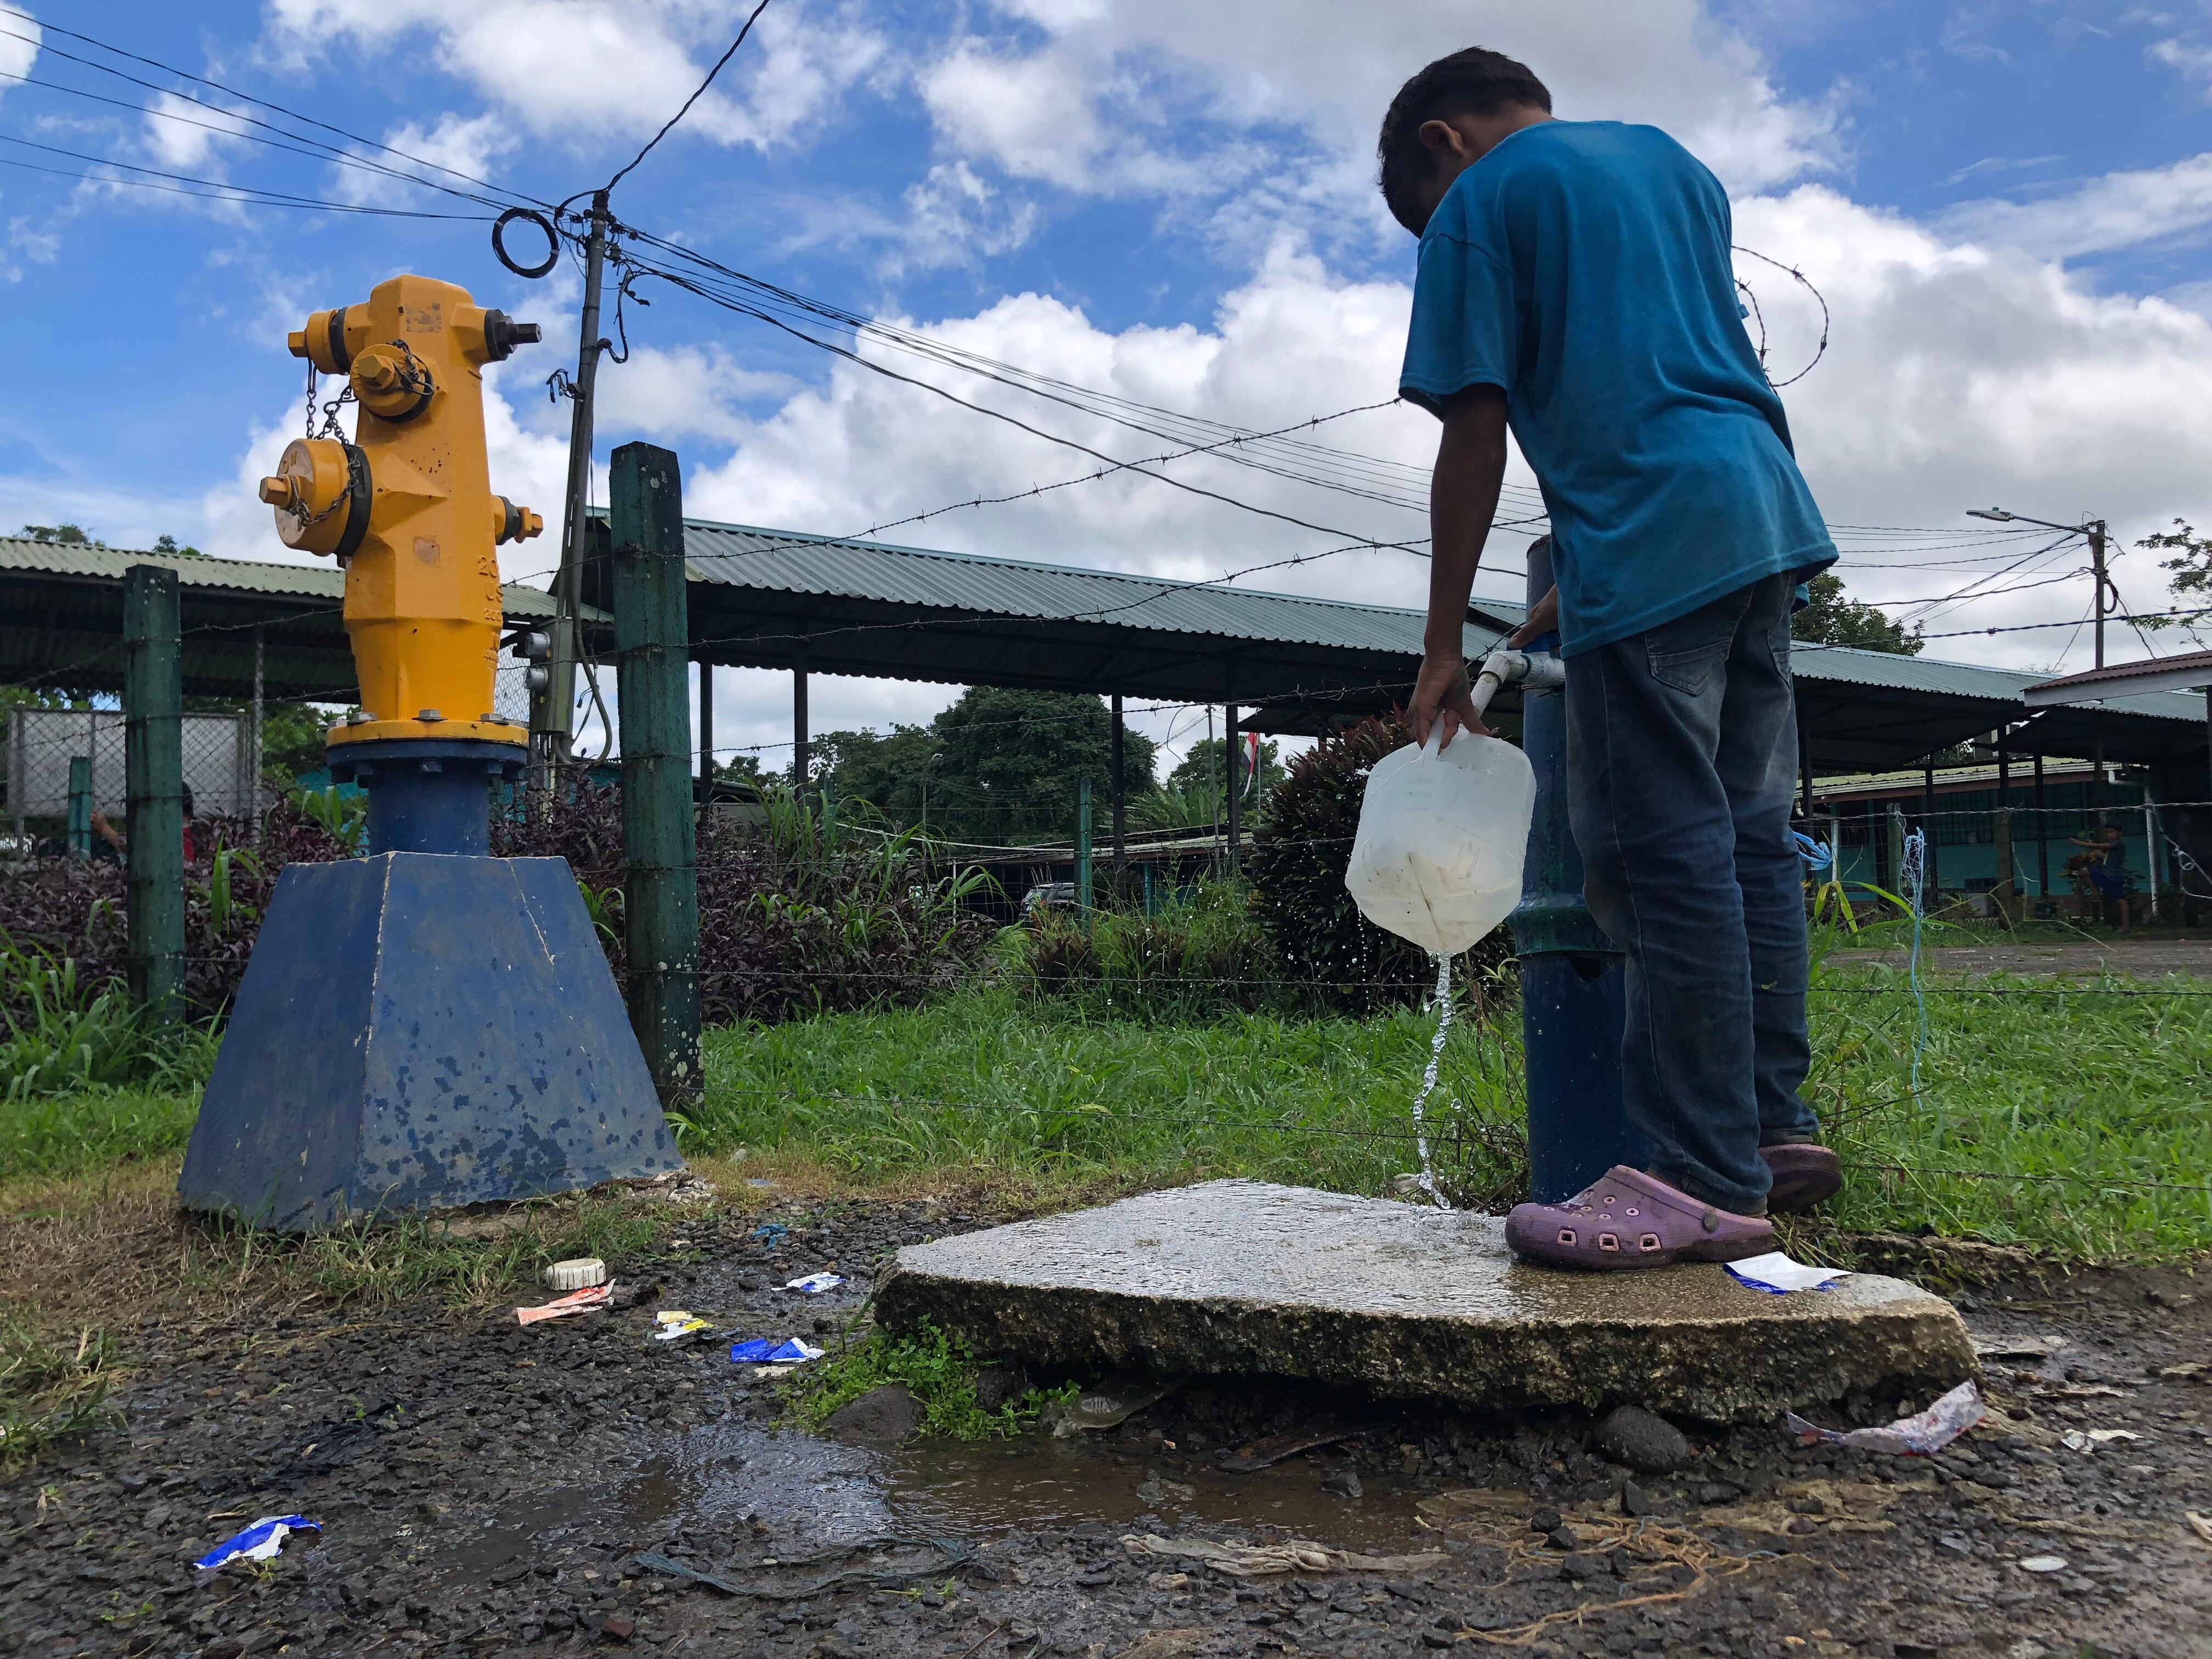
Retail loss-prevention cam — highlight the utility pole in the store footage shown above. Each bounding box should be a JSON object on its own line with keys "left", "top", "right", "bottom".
{"left": 1967, "top": 507, "right": 2114, "bottom": 813}
{"left": 535, "top": 190, "right": 613, "bottom": 791}
{"left": 2090, "top": 518, "right": 2111, "bottom": 812}
{"left": 2089, "top": 520, "right": 2111, "bottom": 670}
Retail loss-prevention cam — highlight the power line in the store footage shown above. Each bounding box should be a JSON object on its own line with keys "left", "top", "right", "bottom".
{"left": 0, "top": 147, "right": 494, "bottom": 220}
{"left": 0, "top": 66, "right": 514, "bottom": 211}
{"left": 1917, "top": 605, "right": 2212, "bottom": 640}
{"left": 605, "top": 0, "right": 774, "bottom": 194}
{"left": 0, "top": 6, "right": 545, "bottom": 209}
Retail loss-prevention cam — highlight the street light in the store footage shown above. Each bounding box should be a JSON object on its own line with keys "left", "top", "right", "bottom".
{"left": 1962, "top": 507, "right": 2112, "bottom": 667}
{"left": 1968, "top": 505, "right": 2119, "bottom": 810}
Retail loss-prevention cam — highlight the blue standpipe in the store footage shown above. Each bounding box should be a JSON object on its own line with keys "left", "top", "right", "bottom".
{"left": 1505, "top": 537, "right": 1645, "bottom": 1201}
{"left": 180, "top": 730, "right": 681, "bottom": 1231}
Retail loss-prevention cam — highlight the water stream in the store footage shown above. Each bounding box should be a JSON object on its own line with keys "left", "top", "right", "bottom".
{"left": 1407, "top": 952, "right": 1454, "bottom": 1210}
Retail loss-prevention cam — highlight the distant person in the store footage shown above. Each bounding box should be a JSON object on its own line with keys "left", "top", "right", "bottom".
{"left": 1385, "top": 47, "right": 1841, "bottom": 1269}
{"left": 88, "top": 783, "right": 198, "bottom": 865}
{"left": 2069, "top": 824, "right": 2131, "bottom": 932}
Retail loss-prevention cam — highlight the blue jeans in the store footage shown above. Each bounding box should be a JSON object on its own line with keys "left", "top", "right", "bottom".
{"left": 1564, "top": 571, "right": 1819, "bottom": 1214}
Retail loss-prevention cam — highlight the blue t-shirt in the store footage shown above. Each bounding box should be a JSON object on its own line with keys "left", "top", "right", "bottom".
{"left": 1398, "top": 120, "right": 1836, "bottom": 656}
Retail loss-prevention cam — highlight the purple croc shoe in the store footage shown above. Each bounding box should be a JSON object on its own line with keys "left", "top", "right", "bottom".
{"left": 1759, "top": 1143, "right": 1843, "bottom": 1214}
{"left": 1504, "top": 1165, "right": 1774, "bottom": 1271}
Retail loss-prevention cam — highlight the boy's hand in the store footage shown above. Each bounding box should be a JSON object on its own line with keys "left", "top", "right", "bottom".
{"left": 1507, "top": 584, "right": 1559, "bottom": 648}
{"left": 1412, "top": 650, "right": 1489, "bottom": 747}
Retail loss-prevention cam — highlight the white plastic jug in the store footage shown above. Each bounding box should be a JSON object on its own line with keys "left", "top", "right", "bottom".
{"left": 1343, "top": 730, "right": 1536, "bottom": 957}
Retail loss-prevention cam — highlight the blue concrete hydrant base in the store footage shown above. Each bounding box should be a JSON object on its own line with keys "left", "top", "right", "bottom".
{"left": 179, "top": 852, "right": 682, "bottom": 1231}
{"left": 876, "top": 1180, "right": 1977, "bottom": 1423}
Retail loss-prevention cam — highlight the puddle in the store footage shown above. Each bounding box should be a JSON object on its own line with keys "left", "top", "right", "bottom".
{"left": 435, "top": 1423, "right": 1431, "bottom": 1584}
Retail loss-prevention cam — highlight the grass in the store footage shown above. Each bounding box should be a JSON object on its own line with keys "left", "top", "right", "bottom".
{"left": 5, "top": 947, "right": 2210, "bottom": 1288}
{"left": 690, "top": 982, "right": 1529, "bottom": 1206}
{"left": 2, "top": 1085, "right": 201, "bottom": 1182}
{"left": 781, "top": 1318, "right": 1076, "bottom": 1441}
{"left": 0, "top": 1308, "right": 125, "bottom": 1470}
{"left": 687, "top": 961, "right": 2212, "bottom": 1262}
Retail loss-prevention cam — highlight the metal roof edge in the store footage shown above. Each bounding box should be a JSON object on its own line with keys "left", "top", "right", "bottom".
{"left": 0, "top": 535, "right": 578, "bottom": 617}
{"left": 664, "top": 514, "right": 1521, "bottom": 625}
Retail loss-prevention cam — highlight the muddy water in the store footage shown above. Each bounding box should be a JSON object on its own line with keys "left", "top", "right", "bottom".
{"left": 443, "top": 1423, "right": 1430, "bottom": 1584}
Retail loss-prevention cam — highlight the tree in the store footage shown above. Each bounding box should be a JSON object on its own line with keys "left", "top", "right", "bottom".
{"left": 19, "top": 523, "right": 99, "bottom": 546}
{"left": 2136, "top": 521, "right": 2212, "bottom": 630}
{"left": 1166, "top": 735, "right": 1287, "bottom": 820}
{"left": 814, "top": 724, "right": 941, "bottom": 823}
{"left": 154, "top": 533, "right": 204, "bottom": 557}
{"left": 1791, "top": 571, "right": 1922, "bottom": 655}
{"left": 932, "top": 687, "right": 1155, "bottom": 845}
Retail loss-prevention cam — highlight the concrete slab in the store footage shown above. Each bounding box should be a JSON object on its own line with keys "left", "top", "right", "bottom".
{"left": 877, "top": 1180, "right": 1977, "bottom": 1423}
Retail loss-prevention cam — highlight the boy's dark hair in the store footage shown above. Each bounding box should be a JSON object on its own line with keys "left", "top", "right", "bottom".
{"left": 1377, "top": 48, "right": 1551, "bottom": 233}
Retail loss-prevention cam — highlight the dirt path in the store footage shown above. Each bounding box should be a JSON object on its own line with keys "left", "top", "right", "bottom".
{"left": 1829, "top": 936, "right": 2212, "bottom": 979}
{"left": 5, "top": 1199, "right": 2209, "bottom": 1659}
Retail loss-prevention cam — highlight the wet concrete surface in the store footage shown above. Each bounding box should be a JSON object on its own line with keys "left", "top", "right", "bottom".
{"left": 4, "top": 1194, "right": 2209, "bottom": 1659}
{"left": 878, "top": 1182, "right": 1977, "bottom": 1423}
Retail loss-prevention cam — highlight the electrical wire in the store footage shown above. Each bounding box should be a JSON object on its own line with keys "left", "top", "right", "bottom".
{"left": 0, "top": 5, "right": 548, "bottom": 209}
{"left": 605, "top": 0, "right": 774, "bottom": 194}
{"left": 0, "top": 148, "right": 495, "bottom": 219}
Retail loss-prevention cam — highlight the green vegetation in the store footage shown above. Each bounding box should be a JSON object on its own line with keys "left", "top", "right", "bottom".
{"left": 0, "top": 1310, "right": 124, "bottom": 1469}
{"left": 1, "top": 940, "right": 218, "bottom": 1143}
{"left": 6, "top": 912, "right": 2208, "bottom": 1266}
{"left": 1792, "top": 570, "right": 1924, "bottom": 654}
{"left": 783, "top": 1318, "right": 1075, "bottom": 1441}
{"left": 696, "top": 982, "right": 1527, "bottom": 1204}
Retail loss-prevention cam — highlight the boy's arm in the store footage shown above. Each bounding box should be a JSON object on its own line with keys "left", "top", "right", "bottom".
{"left": 1411, "top": 385, "right": 1510, "bottom": 747}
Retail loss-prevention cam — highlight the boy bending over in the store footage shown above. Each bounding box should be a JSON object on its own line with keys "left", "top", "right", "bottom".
{"left": 1387, "top": 48, "right": 1842, "bottom": 1269}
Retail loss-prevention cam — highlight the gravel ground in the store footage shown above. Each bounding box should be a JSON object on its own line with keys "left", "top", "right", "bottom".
{"left": 3, "top": 1196, "right": 2208, "bottom": 1659}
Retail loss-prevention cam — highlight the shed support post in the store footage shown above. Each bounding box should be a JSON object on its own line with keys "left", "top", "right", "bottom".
{"left": 697, "top": 661, "right": 714, "bottom": 811}
{"left": 611, "top": 442, "right": 702, "bottom": 1107}
{"left": 1921, "top": 756, "right": 1939, "bottom": 899}
{"left": 251, "top": 625, "right": 265, "bottom": 842}
{"left": 1110, "top": 691, "right": 1126, "bottom": 891}
{"left": 1075, "top": 778, "right": 1093, "bottom": 919}
{"left": 124, "top": 563, "right": 185, "bottom": 1024}
{"left": 1994, "top": 730, "right": 2015, "bottom": 920}
{"left": 1224, "top": 697, "right": 1242, "bottom": 874}
{"left": 1795, "top": 693, "right": 1813, "bottom": 820}
{"left": 793, "top": 660, "right": 809, "bottom": 799}
{"left": 2033, "top": 748, "right": 2050, "bottom": 903}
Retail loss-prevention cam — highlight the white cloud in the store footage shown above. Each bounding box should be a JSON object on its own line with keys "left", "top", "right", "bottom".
{"left": 262, "top": 0, "right": 883, "bottom": 153}
{"left": 0, "top": 10, "right": 37, "bottom": 86}
{"left": 1940, "top": 153, "right": 2212, "bottom": 261}
{"left": 892, "top": 161, "right": 1042, "bottom": 273}
{"left": 917, "top": 0, "right": 1839, "bottom": 229}
{"left": 142, "top": 92, "right": 258, "bottom": 172}
{"left": 2151, "top": 35, "right": 2212, "bottom": 98}
{"left": 919, "top": 42, "right": 1104, "bottom": 190}
{"left": 325, "top": 112, "right": 515, "bottom": 209}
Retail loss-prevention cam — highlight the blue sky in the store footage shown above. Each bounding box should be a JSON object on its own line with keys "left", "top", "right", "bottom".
{"left": 6, "top": 2, "right": 2212, "bottom": 764}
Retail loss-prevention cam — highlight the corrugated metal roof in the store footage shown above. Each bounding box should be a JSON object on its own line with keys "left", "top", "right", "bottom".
{"left": 2028, "top": 650, "right": 2212, "bottom": 695}
{"left": 0, "top": 537, "right": 568, "bottom": 618}
{"left": 1793, "top": 640, "right": 2205, "bottom": 724}
{"left": 679, "top": 518, "right": 1525, "bottom": 654}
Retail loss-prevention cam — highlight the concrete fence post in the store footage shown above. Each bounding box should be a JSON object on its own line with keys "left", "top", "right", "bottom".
{"left": 611, "top": 442, "right": 702, "bottom": 1106}
{"left": 1075, "top": 777, "right": 1093, "bottom": 917}
{"left": 123, "top": 563, "right": 185, "bottom": 1023}
{"left": 66, "top": 754, "right": 91, "bottom": 860}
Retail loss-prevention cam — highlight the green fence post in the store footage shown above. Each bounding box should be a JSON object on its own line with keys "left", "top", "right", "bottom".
{"left": 66, "top": 755, "right": 91, "bottom": 860}
{"left": 611, "top": 442, "right": 702, "bottom": 1107}
{"left": 123, "top": 563, "right": 185, "bottom": 1023}
{"left": 1076, "top": 777, "right": 1093, "bottom": 918}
